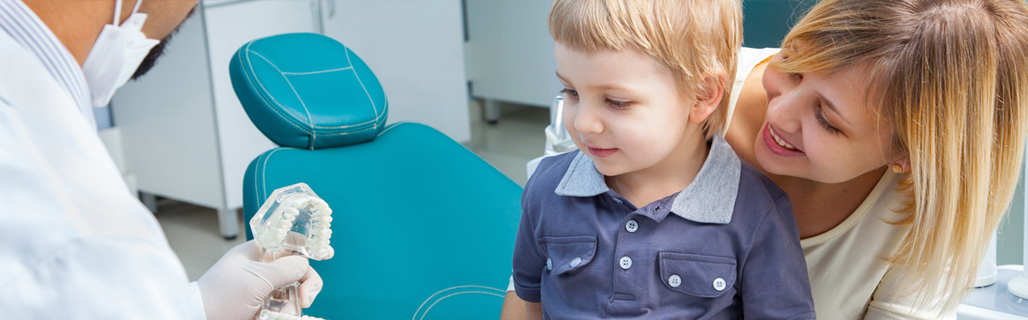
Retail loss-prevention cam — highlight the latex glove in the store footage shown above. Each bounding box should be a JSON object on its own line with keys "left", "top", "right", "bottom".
{"left": 197, "top": 240, "right": 324, "bottom": 320}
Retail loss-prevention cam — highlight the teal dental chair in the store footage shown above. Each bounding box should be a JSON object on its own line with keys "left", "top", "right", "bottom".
{"left": 229, "top": 33, "right": 523, "bottom": 319}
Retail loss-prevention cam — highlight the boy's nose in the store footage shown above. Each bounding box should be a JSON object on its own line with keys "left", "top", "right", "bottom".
{"left": 571, "top": 103, "right": 604, "bottom": 135}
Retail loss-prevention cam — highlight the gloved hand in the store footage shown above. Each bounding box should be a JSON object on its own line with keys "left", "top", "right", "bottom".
{"left": 197, "top": 240, "right": 325, "bottom": 320}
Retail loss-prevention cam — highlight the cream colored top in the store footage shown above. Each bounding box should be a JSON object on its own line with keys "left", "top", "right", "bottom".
{"left": 729, "top": 48, "right": 954, "bottom": 320}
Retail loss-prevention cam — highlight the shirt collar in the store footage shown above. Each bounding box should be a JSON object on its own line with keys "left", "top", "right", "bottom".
{"left": 0, "top": 0, "right": 95, "bottom": 129}
{"left": 555, "top": 134, "right": 741, "bottom": 224}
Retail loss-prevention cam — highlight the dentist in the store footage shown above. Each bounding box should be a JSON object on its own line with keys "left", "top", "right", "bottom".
{"left": 0, "top": 0, "right": 322, "bottom": 319}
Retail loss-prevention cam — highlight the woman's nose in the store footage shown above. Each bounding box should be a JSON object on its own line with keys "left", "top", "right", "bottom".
{"left": 766, "top": 91, "right": 803, "bottom": 133}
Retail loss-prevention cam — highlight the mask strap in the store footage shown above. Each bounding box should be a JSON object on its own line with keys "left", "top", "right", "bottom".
{"left": 112, "top": 0, "right": 143, "bottom": 26}
{"left": 131, "top": 0, "right": 143, "bottom": 16}
{"left": 113, "top": 0, "right": 122, "bottom": 25}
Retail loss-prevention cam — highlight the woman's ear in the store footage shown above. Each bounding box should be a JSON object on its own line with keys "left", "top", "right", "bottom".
{"left": 889, "top": 156, "right": 911, "bottom": 174}
{"left": 689, "top": 70, "right": 726, "bottom": 124}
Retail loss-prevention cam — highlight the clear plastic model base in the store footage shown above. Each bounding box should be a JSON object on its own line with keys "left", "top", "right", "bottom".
{"left": 251, "top": 183, "right": 333, "bottom": 320}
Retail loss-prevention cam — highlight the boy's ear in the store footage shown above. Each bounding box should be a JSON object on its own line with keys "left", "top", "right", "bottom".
{"left": 689, "top": 70, "right": 726, "bottom": 124}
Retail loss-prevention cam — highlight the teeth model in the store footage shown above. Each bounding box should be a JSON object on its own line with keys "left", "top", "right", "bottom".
{"left": 250, "top": 183, "right": 333, "bottom": 320}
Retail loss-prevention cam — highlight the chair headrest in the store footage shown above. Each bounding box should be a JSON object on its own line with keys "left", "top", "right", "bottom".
{"left": 230, "top": 33, "right": 388, "bottom": 149}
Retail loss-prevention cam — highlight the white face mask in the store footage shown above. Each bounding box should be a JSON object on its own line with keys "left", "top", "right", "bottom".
{"left": 82, "top": 0, "right": 160, "bottom": 107}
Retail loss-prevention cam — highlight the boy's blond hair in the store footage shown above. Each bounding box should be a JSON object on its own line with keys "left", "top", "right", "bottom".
{"left": 548, "top": 0, "right": 742, "bottom": 139}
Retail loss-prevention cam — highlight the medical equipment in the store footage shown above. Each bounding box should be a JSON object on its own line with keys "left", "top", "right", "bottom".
{"left": 545, "top": 95, "right": 576, "bottom": 155}
{"left": 250, "top": 182, "right": 333, "bottom": 320}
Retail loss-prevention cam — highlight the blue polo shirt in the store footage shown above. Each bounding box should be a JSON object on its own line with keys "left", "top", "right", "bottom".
{"left": 512, "top": 135, "right": 816, "bottom": 319}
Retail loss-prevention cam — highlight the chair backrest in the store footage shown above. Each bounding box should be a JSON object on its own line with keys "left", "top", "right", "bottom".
{"left": 231, "top": 33, "right": 522, "bottom": 319}
{"left": 741, "top": 0, "right": 816, "bottom": 48}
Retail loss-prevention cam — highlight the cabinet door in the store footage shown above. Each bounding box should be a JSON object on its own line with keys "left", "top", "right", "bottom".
{"left": 465, "top": 0, "right": 559, "bottom": 108}
{"left": 204, "top": 0, "right": 320, "bottom": 209}
{"left": 320, "top": 0, "right": 471, "bottom": 143}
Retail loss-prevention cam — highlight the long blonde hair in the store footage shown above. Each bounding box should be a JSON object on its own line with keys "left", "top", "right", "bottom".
{"left": 775, "top": 0, "right": 1028, "bottom": 314}
{"left": 548, "top": 0, "right": 742, "bottom": 139}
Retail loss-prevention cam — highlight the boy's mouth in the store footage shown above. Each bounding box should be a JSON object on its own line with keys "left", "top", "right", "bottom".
{"left": 588, "top": 147, "right": 619, "bottom": 158}
{"left": 763, "top": 124, "right": 805, "bottom": 156}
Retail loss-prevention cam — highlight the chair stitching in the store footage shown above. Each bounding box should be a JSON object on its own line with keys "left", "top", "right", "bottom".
{"left": 345, "top": 46, "right": 381, "bottom": 118}
{"left": 280, "top": 66, "right": 353, "bottom": 75}
{"left": 418, "top": 290, "right": 504, "bottom": 320}
{"left": 242, "top": 45, "right": 310, "bottom": 133}
{"left": 258, "top": 148, "right": 284, "bottom": 209}
{"left": 413, "top": 285, "right": 505, "bottom": 320}
{"left": 247, "top": 48, "right": 383, "bottom": 130}
{"left": 377, "top": 121, "right": 406, "bottom": 136}
{"left": 248, "top": 51, "right": 316, "bottom": 147}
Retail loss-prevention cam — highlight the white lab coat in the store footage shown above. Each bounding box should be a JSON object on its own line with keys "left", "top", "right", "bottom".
{"left": 0, "top": 28, "right": 206, "bottom": 319}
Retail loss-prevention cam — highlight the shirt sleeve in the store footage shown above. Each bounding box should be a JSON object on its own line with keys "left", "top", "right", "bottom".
{"left": 740, "top": 195, "right": 817, "bottom": 320}
{"left": 864, "top": 267, "right": 957, "bottom": 320}
{"left": 511, "top": 186, "right": 546, "bottom": 303}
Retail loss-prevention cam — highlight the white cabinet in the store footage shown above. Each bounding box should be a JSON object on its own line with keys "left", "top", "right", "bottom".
{"left": 111, "top": 0, "right": 469, "bottom": 238}
{"left": 465, "top": 0, "right": 561, "bottom": 120}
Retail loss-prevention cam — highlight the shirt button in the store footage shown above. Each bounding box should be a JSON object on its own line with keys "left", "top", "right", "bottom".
{"left": 713, "top": 278, "right": 726, "bottom": 291}
{"left": 546, "top": 258, "right": 552, "bottom": 270}
{"left": 668, "top": 275, "right": 682, "bottom": 288}
{"left": 570, "top": 257, "right": 582, "bottom": 268}
{"left": 625, "top": 220, "right": 639, "bottom": 233}
{"left": 619, "top": 256, "right": 632, "bottom": 270}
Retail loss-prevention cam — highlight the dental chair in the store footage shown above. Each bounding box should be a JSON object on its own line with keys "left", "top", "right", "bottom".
{"left": 229, "top": 33, "right": 523, "bottom": 319}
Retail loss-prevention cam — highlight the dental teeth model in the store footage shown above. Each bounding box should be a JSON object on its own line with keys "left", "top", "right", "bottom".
{"left": 250, "top": 183, "right": 333, "bottom": 320}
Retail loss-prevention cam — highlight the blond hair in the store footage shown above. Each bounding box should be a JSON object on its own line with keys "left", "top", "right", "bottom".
{"left": 548, "top": 0, "right": 742, "bottom": 139}
{"left": 775, "top": 0, "right": 1028, "bottom": 314}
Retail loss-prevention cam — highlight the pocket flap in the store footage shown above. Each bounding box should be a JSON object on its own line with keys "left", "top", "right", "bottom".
{"left": 658, "top": 252, "right": 737, "bottom": 298}
{"left": 540, "top": 236, "right": 597, "bottom": 275}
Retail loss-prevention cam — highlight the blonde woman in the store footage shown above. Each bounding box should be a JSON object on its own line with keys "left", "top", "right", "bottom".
{"left": 501, "top": 0, "right": 1028, "bottom": 318}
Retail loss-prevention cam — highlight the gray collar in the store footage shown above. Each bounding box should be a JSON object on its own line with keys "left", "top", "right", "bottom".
{"left": 554, "top": 134, "right": 741, "bottom": 224}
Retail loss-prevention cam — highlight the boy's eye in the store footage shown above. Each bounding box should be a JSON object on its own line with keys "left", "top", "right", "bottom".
{"left": 559, "top": 88, "right": 579, "bottom": 99}
{"left": 606, "top": 98, "right": 630, "bottom": 109}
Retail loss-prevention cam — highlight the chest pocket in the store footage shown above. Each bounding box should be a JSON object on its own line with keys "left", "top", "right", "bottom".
{"left": 539, "top": 236, "right": 597, "bottom": 275}
{"left": 658, "top": 252, "right": 737, "bottom": 298}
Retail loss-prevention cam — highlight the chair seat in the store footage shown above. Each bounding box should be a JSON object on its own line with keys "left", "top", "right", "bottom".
{"left": 243, "top": 122, "right": 523, "bottom": 319}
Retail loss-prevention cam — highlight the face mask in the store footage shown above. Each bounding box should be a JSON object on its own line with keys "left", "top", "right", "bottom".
{"left": 82, "top": 0, "right": 159, "bottom": 107}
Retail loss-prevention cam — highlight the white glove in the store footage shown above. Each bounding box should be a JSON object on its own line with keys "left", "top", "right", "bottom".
{"left": 197, "top": 240, "right": 325, "bottom": 320}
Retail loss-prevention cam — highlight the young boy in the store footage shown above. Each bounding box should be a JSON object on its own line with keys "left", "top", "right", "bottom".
{"left": 511, "top": 0, "right": 816, "bottom": 318}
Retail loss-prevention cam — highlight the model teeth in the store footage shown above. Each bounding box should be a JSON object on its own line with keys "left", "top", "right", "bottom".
{"left": 769, "top": 126, "right": 797, "bottom": 150}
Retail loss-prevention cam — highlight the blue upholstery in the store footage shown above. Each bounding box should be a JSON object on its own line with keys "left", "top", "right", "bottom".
{"left": 231, "top": 33, "right": 388, "bottom": 149}
{"left": 231, "top": 34, "right": 523, "bottom": 319}
{"left": 741, "top": 0, "right": 816, "bottom": 48}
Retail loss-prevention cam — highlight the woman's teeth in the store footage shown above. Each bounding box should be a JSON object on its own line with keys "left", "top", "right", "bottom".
{"left": 769, "top": 126, "right": 797, "bottom": 150}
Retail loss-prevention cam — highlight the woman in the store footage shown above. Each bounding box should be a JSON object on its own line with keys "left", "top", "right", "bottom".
{"left": 502, "top": 0, "right": 1028, "bottom": 318}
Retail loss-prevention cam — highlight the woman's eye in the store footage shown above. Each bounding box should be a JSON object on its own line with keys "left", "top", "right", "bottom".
{"left": 790, "top": 72, "right": 803, "bottom": 81}
{"left": 815, "top": 107, "right": 841, "bottom": 134}
{"left": 559, "top": 88, "right": 579, "bottom": 99}
{"left": 606, "top": 99, "right": 630, "bottom": 109}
